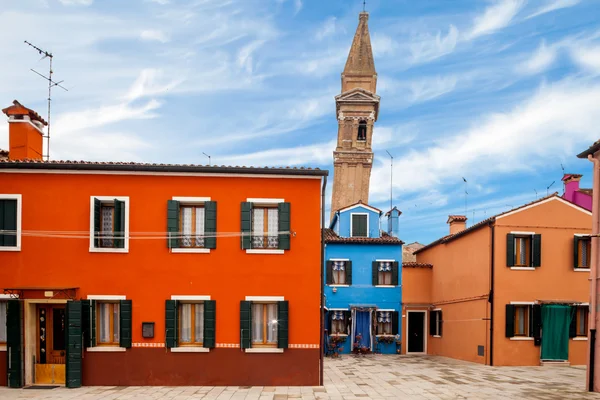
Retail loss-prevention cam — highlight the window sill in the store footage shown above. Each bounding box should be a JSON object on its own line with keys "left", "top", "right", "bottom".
{"left": 510, "top": 337, "right": 534, "bottom": 341}
{"left": 246, "top": 249, "right": 285, "bottom": 255}
{"left": 0, "top": 344, "right": 6, "bottom": 351}
{"left": 432, "top": 335, "right": 441, "bottom": 338}
{"left": 171, "top": 248, "right": 211, "bottom": 254}
{"left": 329, "top": 334, "right": 348, "bottom": 337}
{"left": 87, "top": 346, "right": 127, "bottom": 352}
{"left": 510, "top": 267, "right": 536, "bottom": 271}
{"left": 0, "top": 246, "right": 20, "bottom": 252}
{"left": 573, "top": 337, "right": 588, "bottom": 341}
{"left": 171, "top": 347, "right": 210, "bottom": 353}
{"left": 375, "top": 285, "right": 396, "bottom": 288}
{"left": 245, "top": 348, "right": 284, "bottom": 353}
{"left": 89, "top": 247, "right": 129, "bottom": 254}
{"left": 328, "top": 285, "right": 350, "bottom": 287}
{"left": 375, "top": 334, "right": 395, "bottom": 338}
{"left": 574, "top": 269, "right": 591, "bottom": 272}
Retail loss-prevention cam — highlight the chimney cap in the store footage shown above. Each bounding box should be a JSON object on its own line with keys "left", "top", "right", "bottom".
{"left": 2, "top": 100, "right": 48, "bottom": 126}
{"left": 385, "top": 206, "right": 402, "bottom": 217}
{"left": 562, "top": 173, "right": 582, "bottom": 182}
{"left": 447, "top": 215, "right": 467, "bottom": 224}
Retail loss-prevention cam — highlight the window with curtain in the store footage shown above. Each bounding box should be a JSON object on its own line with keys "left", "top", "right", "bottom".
{"left": 377, "top": 311, "right": 392, "bottom": 335}
{"left": 378, "top": 262, "right": 392, "bottom": 285}
{"left": 180, "top": 206, "right": 205, "bottom": 248}
{"left": 331, "top": 311, "right": 346, "bottom": 334}
{"left": 0, "top": 302, "right": 6, "bottom": 343}
{"left": 179, "top": 302, "right": 204, "bottom": 346}
{"left": 576, "top": 306, "right": 589, "bottom": 337}
{"left": 101, "top": 204, "right": 114, "bottom": 248}
{"left": 514, "top": 305, "right": 530, "bottom": 336}
{"left": 332, "top": 261, "right": 346, "bottom": 284}
{"left": 579, "top": 238, "right": 592, "bottom": 268}
{"left": 252, "top": 303, "right": 278, "bottom": 347}
{"left": 514, "top": 236, "right": 531, "bottom": 267}
{"left": 97, "top": 302, "right": 120, "bottom": 345}
{"left": 252, "top": 207, "right": 279, "bottom": 249}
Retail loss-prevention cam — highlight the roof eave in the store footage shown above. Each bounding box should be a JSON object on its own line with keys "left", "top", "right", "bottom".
{"left": 577, "top": 142, "right": 600, "bottom": 158}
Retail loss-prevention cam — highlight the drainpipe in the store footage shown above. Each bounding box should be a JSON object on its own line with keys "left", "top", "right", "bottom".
{"left": 319, "top": 175, "right": 327, "bottom": 386}
{"left": 489, "top": 222, "right": 495, "bottom": 366}
{"left": 588, "top": 155, "right": 600, "bottom": 392}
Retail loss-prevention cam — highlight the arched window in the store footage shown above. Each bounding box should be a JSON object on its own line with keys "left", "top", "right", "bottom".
{"left": 357, "top": 120, "right": 367, "bottom": 141}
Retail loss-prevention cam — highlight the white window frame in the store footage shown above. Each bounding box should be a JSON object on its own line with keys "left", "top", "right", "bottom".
{"left": 350, "top": 212, "right": 369, "bottom": 238}
{"left": 171, "top": 196, "right": 211, "bottom": 254}
{"left": 246, "top": 198, "right": 285, "bottom": 255}
{"left": 86, "top": 294, "right": 127, "bottom": 352}
{"left": 245, "top": 295, "right": 284, "bottom": 353}
{"left": 0, "top": 194, "right": 22, "bottom": 252}
{"left": 89, "top": 196, "right": 130, "bottom": 253}
{"left": 171, "top": 294, "right": 211, "bottom": 352}
{"left": 509, "top": 301, "right": 535, "bottom": 341}
{"left": 329, "top": 258, "right": 350, "bottom": 287}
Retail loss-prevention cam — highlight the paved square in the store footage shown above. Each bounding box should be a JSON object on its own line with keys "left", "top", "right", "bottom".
{"left": 1, "top": 355, "right": 599, "bottom": 399}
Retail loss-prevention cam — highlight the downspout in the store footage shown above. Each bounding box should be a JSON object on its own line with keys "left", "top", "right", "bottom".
{"left": 319, "top": 175, "right": 327, "bottom": 386}
{"left": 489, "top": 222, "right": 495, "bottom": 366}
{"left": 588, "top": 154, "right": 599, "bottom": 392}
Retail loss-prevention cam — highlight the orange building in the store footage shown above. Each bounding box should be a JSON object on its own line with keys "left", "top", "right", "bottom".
{"left": 402, "top": 195, "right": 592, "bottom": 366}
{"left": 0, "top": 101, "right": 327, "bottom": 387}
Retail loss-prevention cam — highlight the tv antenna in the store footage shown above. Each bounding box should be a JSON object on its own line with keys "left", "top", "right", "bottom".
{"left": 534, "top": 188, "right": 538, "bottom": 199}
{"left": 547, "top": 180, "right": 555, "bottom": 196}
{"left": 560, "top": 163, "right": 565, "bottom": 194}
{"left": 24, "top": 41, "right": 68, "bottom": 161}
{"left": 462, "top": 177, "right": 468, "bottom": 216}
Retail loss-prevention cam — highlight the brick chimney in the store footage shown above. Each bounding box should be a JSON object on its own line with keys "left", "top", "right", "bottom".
{"left": 562, "top": 173, "right": 582, "bottom": 203}
{"left": 2, "top": 100, "right": 47, "bottom": 161}
{"left": 447, "top": 215, "right": 467, "bottom": 235}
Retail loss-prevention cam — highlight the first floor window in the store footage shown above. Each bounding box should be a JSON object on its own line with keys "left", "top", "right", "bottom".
{"left": 101, "top": 204, "right": 115, "bottom": 247}
{"left": 252, "top": 207, "right": 279, "bottom": 249}
{"left": 0, "top": 302, "right": 6, "bottom": 343}
{"left": 578, "top": 238, "right": 592, "bottom": 269}
{"left": 0, "top": 199, "right": 18, "bottom": 247}
{"left": 252, "top": 303, "right": 278, "bottom": 347}
{"left": 377, "top": 311, "right": 392, "bottom": 335}
{"left": 98, "top": 302, "right": 120, "bottom": 345}
{"left": 93, "top": 197, "right": 126, "bottom": 249}
{"left": 333, "top": 261, "right": 346, "bottom": 284}
{"left": 514, "top": 305, "right": 530, "bottom": 336}
{"left": 378, "top": 262, "right": 392, "bottom": 285}
{"left": 514, "top": 236, "right": 531, "bottom": 267}
{"left": 331, "top": 311, "right": 346, "bottom": 335}
{"left": 576, "top": 306, "right": 589, "bottom": 337}
{"left": 179, "top": 303, "right": 204, "bottom": 345}
{"left": 180, "top": 206, "right": 205, "bottom": 248}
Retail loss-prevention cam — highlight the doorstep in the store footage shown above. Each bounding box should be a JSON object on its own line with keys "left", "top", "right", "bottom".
{"left": 540, "top": 360, "right": 570, "bottom": 367}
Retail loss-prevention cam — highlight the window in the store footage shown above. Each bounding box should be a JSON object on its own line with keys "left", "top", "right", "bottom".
{"left": 577, "top": 237, "right": 592, "bottom": 269}
{"left": 0, "top": 302, "right": 6, "bottom": 343}
{"left": 91, "top": 197, "right": 127, "bottom": 251}
{"left": 0, "top": 195, "right": 20, "bottom": 250}
{"left": 252, "top": 207, "right": 279, "bottom": 249}
{"left": 514, "top": 236, "right": 531, "bottom": 267}
{"left": 514, "top": 305, "right": 530, "bottom": 336}
{"left": 332, "top": 261, "right": 347, "bottom": 284}
{"left": 575, "top": 306, "right": 588, "bottom": 337}
{"left": 179, "top": 303, "right": 204, "bottom": 346}
{"left": 430, "top": 310, "right": 442, "bottom": 336}
{"left": 167, "top": 198, "right": 216, "bottom": 251}
{"left": 97, "top": 302, "right": 120, "bottom": 345}
{"left": 241, "top": 201, "right": 290, "bottom": 252}
{"left": 377, "top": 311, "right": 393, "bottom": 335}
{"left": 507, "top": 233, "right": 541, "bottom": 268}
{"left": 378, "top": 262, "right": 392, "bottom": 285}
{"left": 180, "top": 206, "right": 205, "bottom": 248}
{"left": 100, "top": 203, "right": 115, "bottom": 247}
{"left": 357, "top": 120, "right": 367, "bottom": 141}
{"left": 351, "top": 214, "right": 368, "bottom": 237}
{"left": 252, "top": 303, "right": 278, "bottom": 347}
{"left": 331, "top": 311, "right": 347, "bottom": 335}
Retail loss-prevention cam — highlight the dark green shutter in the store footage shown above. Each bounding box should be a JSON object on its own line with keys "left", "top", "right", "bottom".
{"left": 372, "top": 261, "right": 378, "bottom": 285}
{"left": 113, "top": 199, "right": 125, "bottom": 249}
{"left": 65, "top": 301, "right": 83, "bottom": 388}
{"left": 429, "top": 311, "right": 436, "bottom": 335}
{"left": 0, "top": 200, "right": 4, "bottom": 246}
{"left": 439, "top": 311, "right": 443, "bottom": 336}
{"left": 352, "top": 215, "right": 367, "bottom": 237}
{"left": 506, "top": 234, "right": 515, "bottom": 267}
{"left": 574, "top": 236, "right": 580, "bottom": 269}
{"left": 392, "top": 311, "right": 399, "bottom": 335}
{"left": 7, "top": 300, "right": 22, "bottom": 388}
{"left": 346, "top": 261, "right": 352, "bottom": 285}
{"left": 569, "top": 306, "right": 577, "bottom": 338}
{"left": 203, "top": 300, "right": 216, "bottom": 348}
{"left": 278, "top": 202, "right": 291, "bottom": 250}
{"left": 241, "top": 202, "right": 253, "bottom": 249}
{"left": 167, "top": 200, "right": 180, "bottom": 249}
{"left": 0, "top": 199, "right": 17, "bottom": 247}
{"left": 532, "top": 234, "right": 542, "bottom": 267}
{"left": 240, "top": 301, "right": 252, "bottom": 348}
{"left": 392, "top": 261, "right": 399, "bottom": 286}
{"left": 532, "top": 304, "right": 542, "bottom": 345}
{"left": 119, "top": 300, "right": 132, "bottom": 348}
{"left": 81, "top": 300, "right": 96, "bottom": 347}
{"left": 277, "top": 301, "right": 289, "bottom": 349}
{"left": 326, "top": 261, "right": 333, "bottom": 285}
{"left": 165, "top": 300, "right": 178, "bottom": 348}
{"left": 505, "top": 304, "right": 515, "bottom": 338}
{"left": 204, "top": 201, "right": 217, "bottom": 249}
{"left": 93, "top": 198, "right": 101, "bottom": 248}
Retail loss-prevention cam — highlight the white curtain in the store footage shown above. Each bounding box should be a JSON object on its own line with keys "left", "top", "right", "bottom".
{"left": 99, "top": 303, "right": 110, "bottom": 343}
{"left": 582, "top": 241, "right": 589, "bottom": 267}
{"left": 0, "top": 302, "right": 6, "bottom": 342}
{"left": 517, "top": 307, "right": 525, "bottom": 334}
{"left": 182, "top": 207, "right": 193, "bottom": 247}
{"left": 267, "top": 209, "right": 279, "bottom": 248}
{"left": 101, "top": 206, "right": 114, "bottom": 247}
{"left": 252, "top": 209, "right": 265, "bottom": 248}
{"left": 195, "top": 303, "right": 204, "bottom": 343}
{"left": 350, "top": 309, "right": 356, "bottom": 346}
{"left": 332, "top": 261, "right": 345, "bottom": 284}
{"left": 252, "top": 303, "right": 263, "bottom": 343}
{"left": 519, "top": 238, "right": 526, "bottom": 265}
{"left": 180, "top": 303, "right": 191, "bottom": 342}
{"left": 195, "top": 207, "right": 205, "bottom": 247}
{"left": 267, "top": 303, "right": 278, "bottom": 343}
{"left": 113, "top": 303, "right": 120, "bottom": 343}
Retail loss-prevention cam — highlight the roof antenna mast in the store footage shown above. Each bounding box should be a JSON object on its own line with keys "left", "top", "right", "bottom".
{"left": 363, "top": 0, "right": 366, "bottom": 12}
{"left": 24, "top": 41, "right": 68, "bottom": 161}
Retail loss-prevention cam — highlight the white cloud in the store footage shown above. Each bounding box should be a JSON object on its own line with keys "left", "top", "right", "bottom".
{"left": 146, "top": 0, "right": 170, "bottom": 4}
{"left": 140, "top": 29, "right": 169, "bottom": 43}
{"left": 315, "top": 17, "right": 337, "bottom": 41}
{"left": 294, "top": 0, "right": 303, "bottom": 14}
{"left": 237, "top": 40, "right": 266, "bottom": 74}
{"left": 570, "top": 44, "right": 600, "bottom": 73}
{"left": 217, "top": 140, "right": 335, "bottom": 167}
{"left": 408, "top": 75, "right": 458, "bottom": 103}
{"left": 526, "top": 0, "right": 581, "bottom": 19}
{"left": 518, "top": 41, "right": 558, "bottom": 74}
{"left": 58, "top": 0, "right": 93, "bottom": 5}
{"left": 124, "top": 69, "right": 184, "bottom": 102}
{"left": 409, "top": 25, "right": 459, "bottom": 64}
{"left": 466, "top": 0, "right": 525, "bottom": 40}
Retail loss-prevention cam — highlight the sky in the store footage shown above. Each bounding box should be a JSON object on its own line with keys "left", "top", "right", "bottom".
{"left": 0, "top": 0, "right": 600, "bottom": 245}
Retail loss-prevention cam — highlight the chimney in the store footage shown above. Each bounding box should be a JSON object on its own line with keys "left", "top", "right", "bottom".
{"left": 2, "top": 100, "right": 47, "bottom": 161}
{"left": 562, "top": 173, "right": 582, "bottom": 203}
{"left": 447, "top": 215, "right": 467, "bottom": 235}
{"left": 385, "top": 207, "right": 402, "bottom": 238}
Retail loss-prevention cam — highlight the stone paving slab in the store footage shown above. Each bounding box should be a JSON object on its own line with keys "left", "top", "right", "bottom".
{"left": 1, "top": 355, "right": 599, "bottom": 399}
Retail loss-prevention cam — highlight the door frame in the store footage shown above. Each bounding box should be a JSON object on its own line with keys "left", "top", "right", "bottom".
{"left": 406, "top": 310, "right": 427, "bottom": 354}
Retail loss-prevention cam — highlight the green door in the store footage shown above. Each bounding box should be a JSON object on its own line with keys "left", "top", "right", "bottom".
{"left": 65, "top": 301, "right": 83, "bottom": 388}
{"left": 7, "top": 300, "right": 22, "bottom": 388}
{"left": 540, "top": 304, "right": 573, "bottom": 361}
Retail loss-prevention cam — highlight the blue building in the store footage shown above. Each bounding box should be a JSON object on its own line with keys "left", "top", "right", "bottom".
{"left": 324, "top": 202, "right": 403, "bottom": 355}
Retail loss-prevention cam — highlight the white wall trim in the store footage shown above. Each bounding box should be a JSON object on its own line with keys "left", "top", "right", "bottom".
{"left": 510, "top": 301, "right": 535, "bottom": 305}
{"left": 246, "top": 198, "right": 284, "bottom": 204}
{"left": 573, "top": 337, "right": 588, "bottom": 341}
{"left": 510, "top": 337, "right": 534, "bottom": 341}
{"left": 171, "top": 295, "right": 211, "bottom": 301}
{"left": 375, "top": 259, "right": 396, "bottom": 262}
{"left": 511, "top": 267, "right": 536, "bottom": 271}
{"left": 574, "top": 268, "right": 591, "bottom": 272}
{"left": 406, "top": 310, "right": 427, "bottom": 354}
{"left": 328, "top": 308, "right": 349, "bottom": 311}
{"left": 497, "top": 196, "right": 592, "bottom": 219}
{"left": 510, "top": 231, "right": 536, "bottom": 235}
{"left": 350, "top": 212, "right": 370, "bottom": 238}
{"left": 375, "top": 285, "right": 396, "bottom": 288}
{"left": 246, "top": 249, "right": 285, "bottom": 255}
{"left": 579, "top": 303, "right": 590, "bottom": 306}
{"left": 246, "top": 296, "right": 285, "bottom": 301}
{"left": 328, "top": 285, "right": 350, "bottom": 287}
{"left": 338, "top": 203, "right": 381, "bottom": 214}
{"left": 8, "top": 117, "right": 44, "bottom": 134}
{"left": 377, "top": 309, "right": 396, "bottom": 312}
{"left": 87, "top": 295, "right": 126, "bottom": 300}
{"left": 0, "top": 294, "right": 17, "bottom": 299}
{"left": 171, "top": 248, "right": 211, "bottom": 254}
{"left": 87, "top": 346, "right": 127, "bottom": 352}
{"left": 245, "top": 348, "right": 284, "bottom": 353}
{"left": 575, "top": 233, "right": 591, "bottom": 237}
{"left": 433, "top": 308, "right": 442, "bottom": 311}
{"left": 171, "top": 347, "right": 210, "bottom": 352}
{"left": 89, "top": 196, "right": 130, "bottom": 253}
{"left": 0, "top": 194, "right": 22, "bottom": 252}
{"left": 329, "top": 258, "right": 350, "bottom": 261}
{"left": 172, "top": 196, "right": 211, "bottom": 203}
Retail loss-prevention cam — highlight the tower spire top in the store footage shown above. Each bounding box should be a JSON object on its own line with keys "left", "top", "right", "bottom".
{"left": 343, "top": 10, "right": 376, "bottom": 79}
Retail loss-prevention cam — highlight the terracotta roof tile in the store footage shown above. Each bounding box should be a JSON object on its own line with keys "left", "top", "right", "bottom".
{"left": 323, "top": 228, "right": 403, "bottom": 244}
{"left": 402, "top": 262, "right": 433, "bottom": 269}
{"left": 2, "top": 100, "right": 48, "bottom": 125}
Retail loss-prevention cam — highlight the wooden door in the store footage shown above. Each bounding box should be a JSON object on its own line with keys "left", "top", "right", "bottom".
{"left": 36, "top": 305, "right": 66, "bottom": 385}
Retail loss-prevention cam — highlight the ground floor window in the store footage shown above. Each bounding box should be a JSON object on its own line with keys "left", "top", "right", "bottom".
{"left": 252, "top": 303, "right": 278, "bottom": 347}
{"left": 514, "top": 305, "right": 530, "bottom": 337}
{"left": 377, "top": 311, "right": 392, "bottom": 335}
{"left": 331, "top": 311, "right": 347, "bottom": 334}
{"left": 575, "top": 306, "right": 588, "bottom": 337}
{"left": 98, "top": 302, "right": 120, "bottom": 345}
{"left": 179, "top": 302, "right": 204, "bottom": 346}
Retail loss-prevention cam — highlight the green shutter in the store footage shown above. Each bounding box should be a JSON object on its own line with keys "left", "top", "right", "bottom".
{"left": 277, "top": 301, "right": 289, "bottom": 349}
{"left": 203, "top": 300, "right": 216, "bottom": 348}
{"left": 0, "top": 199, "right": 17, "bottom": 247}
{"left": 241, "top": 202, "right": 253, "bottom": 249}
{"left": 532, "top": 304, "right": 542, "bottom": 345}
{"left": 506, "top": 234, "right": 515, "bottom": 267}
{"left": 167, "top": 200, "right": 180, "bottom": 249}
{"left": 569, "top": 306, "right": 577, "bottom": 338}
{"left": 352, "top": 215, "right": 367, "bottom": 237}
{"left": 65, "top": 301, "right": 83, "bottom": 388}
{"left": 439, "top": 311, "right": 443, "bottom": 336}
{"left": 346, "top": 261, "right": 353, "bottom": 285}
{"left": 392, "top": 261, "right": 399, "bottom": 286}
{"left": 429, "top": 311, "right": 436, "bottom": 335}
{"left": 372, "top": 261, "right": 378, "bottom": 285}
{"left": 7, "top": 300, "right": 22, "bottom": 388}
{"left": 278, "top": 202, "right": 291, "bottom": 250}
{"left": 574, "top": 236, "right": 580, "bottom": 269}
{"left": 505, "top": 304, "right": 515, "bottom": 338}
{"left": 392, "top": 311, "right": 399, "bottom": 335}
{"left": 204, "top": 201, "right": 217, "bottom": 249}
{"left": 93, "top": 198, "right": 101, "bottom": 248}
{"left": 240, "top": 301, "right": 252, "bottom": 348}
{"left": 532, "top": 234, "right": 542, "bottom": 267}
{"left": 81, "top": 300, "right": 96, "bottom": 347}
{"left": 0, "top": 200, "right": 4, "bottom": 246}
{"left": 113, "top": 199, "right": 125, "bottom": 249}
{"left": 326, "top": 261, "right": 333, "bottom": 285}
{"left": 165, "top": 300, "right": 178, "bottom": 348}
{"left": 119, "top": 300, "right": 132, "bottom": 348}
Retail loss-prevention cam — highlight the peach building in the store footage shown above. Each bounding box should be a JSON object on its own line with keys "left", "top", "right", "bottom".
{"left": 402, "top": 195, "right": 592, "bottom": 366}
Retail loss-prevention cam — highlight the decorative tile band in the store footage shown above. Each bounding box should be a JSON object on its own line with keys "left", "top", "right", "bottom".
{"left": 289, "top": 344, "right": 319, "bottom": 349}
{"left": 132, "top": 343, "right": 320, "bottom": 349}
{"left": 216, "top": 343, "right": 240, "bottom": 348}
{"left": 133, "top": 342, "right": 165, "bottom": 347}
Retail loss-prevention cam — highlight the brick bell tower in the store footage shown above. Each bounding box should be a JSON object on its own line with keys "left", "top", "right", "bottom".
{"left": 331, "top": 11, "right": 380, "bottom": 217}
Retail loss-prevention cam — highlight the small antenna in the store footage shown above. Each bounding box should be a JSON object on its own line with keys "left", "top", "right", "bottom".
{"left": 24, "top": 41, "right": 68, "bottom": 161}
{"left": 547, "top": 180, "right": 555, "bottom": 196}
{"left": 462, "top": 177, "right": 468, "bottom": 216}
{"left": 534, "top": 189, "right": 538, "bottom": 199}
{"left": 363, "top": 0, "right": 366, "bottom": 12}
{"left": 386, "top": 150, "right": 393, "bottom": 213}
{"left": 560, "top": 164, "right": 566, "bottom": 194}
{"left": 202, "top": 152, "right": 211, "bottom": 166}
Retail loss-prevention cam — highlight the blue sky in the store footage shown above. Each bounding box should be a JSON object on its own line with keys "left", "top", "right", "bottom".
{"left": 1, "top": 0, "right": 600, "bottom": 244}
